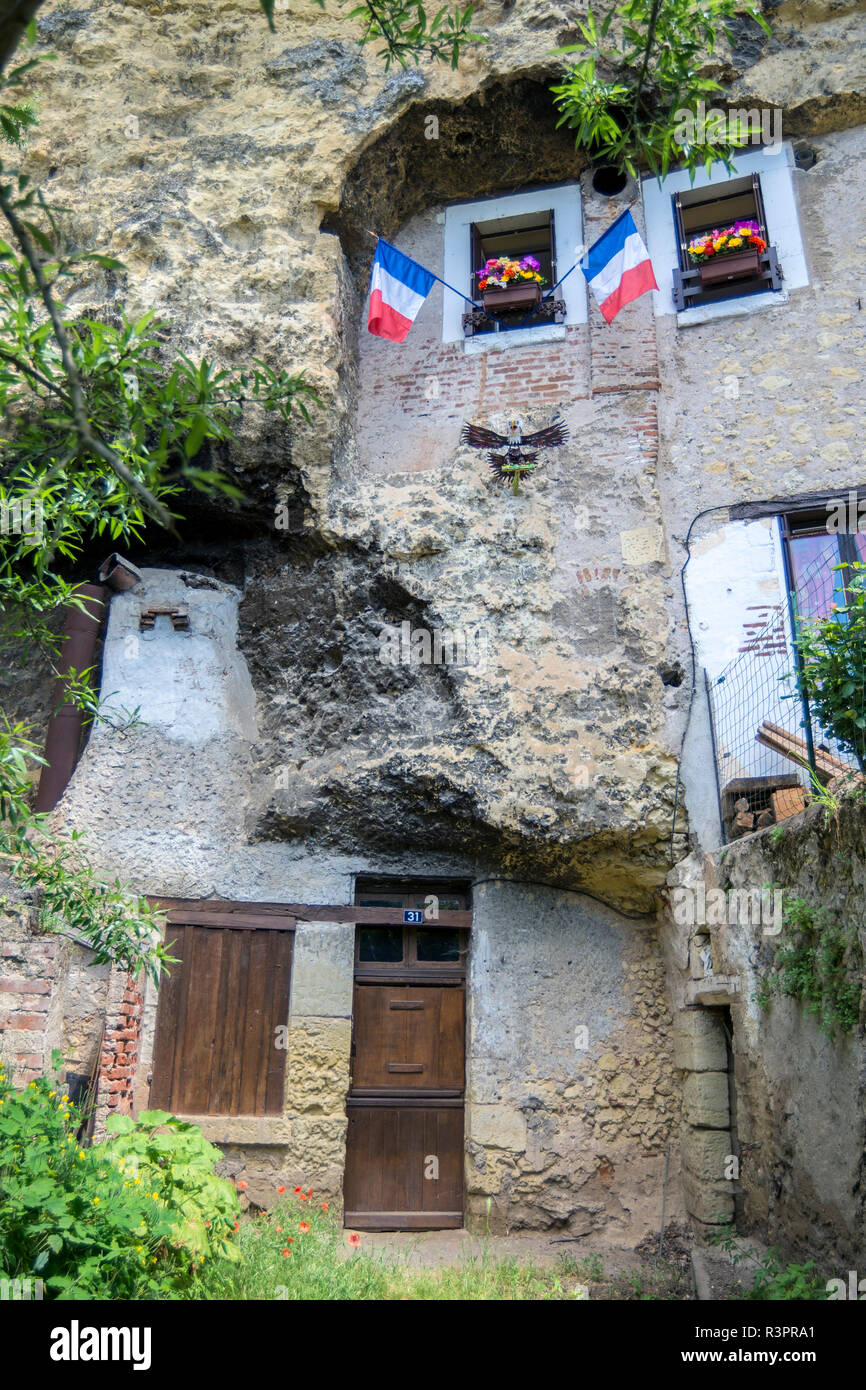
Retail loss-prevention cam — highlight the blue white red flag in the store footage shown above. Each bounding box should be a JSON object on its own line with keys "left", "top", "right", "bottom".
{"left": 581, "top": 210, "right": 658, "bottom": 323}
{"left": 368, "top": 238, "right": 436, "bottom": 342}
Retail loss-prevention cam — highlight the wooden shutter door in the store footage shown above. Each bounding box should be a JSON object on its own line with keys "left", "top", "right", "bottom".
{"left": 150, "top": 907, "right": 294, "bottom": 1115}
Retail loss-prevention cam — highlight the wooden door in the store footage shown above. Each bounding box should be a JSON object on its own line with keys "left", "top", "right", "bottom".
{"left": 149, "top": 902, "right": 294, "bottom": 1116}
{"left": 343, "top": 886, "right": 468, "bottom": 1230}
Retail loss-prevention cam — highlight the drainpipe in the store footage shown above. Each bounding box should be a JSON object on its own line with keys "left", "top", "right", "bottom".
{"left": 34, "top": 554, "right": 141, "bottom": 814}
{"left": 35, "top": 584, "right": 108, "bottom": 814}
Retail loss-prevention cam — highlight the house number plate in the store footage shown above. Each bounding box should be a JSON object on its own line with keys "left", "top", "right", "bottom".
{"left": 402, "top": 909, "right": 424, "bottom": 923}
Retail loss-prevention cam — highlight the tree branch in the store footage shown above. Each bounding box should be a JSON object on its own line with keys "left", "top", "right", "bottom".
{"left": 0, "top": 189, "right": 176, "bottom": 531}
{"left": 0, "top": 0, "right": 42, "bottom": 76}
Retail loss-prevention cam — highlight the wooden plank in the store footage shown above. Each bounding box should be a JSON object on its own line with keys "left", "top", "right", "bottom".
{"left": 152, "top": 897, "right": 470, "bottom": 928}
{"left": 344, "top": 1212, "right": 463, "bottom": 1230}
{"left": 756, "top": 720, "right": 851, "bottom": 782}
{"left": 730, "top": 488, "right": 866, "bottom": 522}
{"left": 179, "top": 927, "right": 224, "bottom": 1114}
{"left": 263, "top": 930, "right": 293, "bottom": 1113}
{"left": 209, "top": 928, "right": 244, "bottom": 1115}
{"left": 239, "top": 930, "right": 271, "bottom": 1116}
{"left": 771, "top": 786, "right": 808, "bottom": 822}
{"left": 149, "top": 924, "right": 187, "bottom": 1110}
{"left": 157, "top": 911, "right": 295, "bottom": 930}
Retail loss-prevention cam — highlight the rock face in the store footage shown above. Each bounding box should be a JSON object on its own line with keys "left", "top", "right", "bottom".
{"left": 4, "top": 0, "right": 866, "bottom": 1244}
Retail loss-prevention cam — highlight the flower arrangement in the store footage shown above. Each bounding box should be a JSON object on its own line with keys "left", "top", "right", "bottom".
{"left": 477, "top": 255, "right": 546, "bottom": 290}
{"left": 687, "top": 221, "right": 767, "bottom": 263}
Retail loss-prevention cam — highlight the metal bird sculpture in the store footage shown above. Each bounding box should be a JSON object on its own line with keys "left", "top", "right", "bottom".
{"left": 460, "top": 415, "right": 569, "bottom": 495}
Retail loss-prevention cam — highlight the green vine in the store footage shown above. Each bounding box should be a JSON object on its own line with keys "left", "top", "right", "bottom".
{"left": 756, "top": 897, "right": 862, "bottom": 1038}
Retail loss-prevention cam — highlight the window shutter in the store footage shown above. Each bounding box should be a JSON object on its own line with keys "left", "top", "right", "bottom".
{"left": 750, "top": 172, "right": 769, "bottom": 242}
{"left": 469, "top": 221, "right": 481, "bottom": 302}
{"left": 548, "top": 208, "right": 557, "bottom": 287}
{"left": 150, "top": 908, "right": 294, "bottom": 1116}
{"left": 672, "top": 193, "right": 688, "bottom": 271}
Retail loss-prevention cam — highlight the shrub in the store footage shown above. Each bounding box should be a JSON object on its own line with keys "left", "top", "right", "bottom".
{"left": 0, "top": 1055, "right": 239, "bottom": 1298}
{"left": 103, "top": 1111, "right": 240, "bottom": 1263}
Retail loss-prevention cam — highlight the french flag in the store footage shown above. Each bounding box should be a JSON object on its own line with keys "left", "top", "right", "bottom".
{"left": 581, "top": 210, "right": 658, "bottom": 324}
{"left": 368, "top": 238, "right": 436, "bottom": 342}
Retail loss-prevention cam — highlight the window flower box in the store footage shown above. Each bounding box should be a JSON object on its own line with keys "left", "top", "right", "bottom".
{"left": 477, "top": 255, "right": 545, "bottom": 318}
{"left": 698, "top": 247, "right": 762, "bottom": 287}
{"left": 481, "top": 282, "right": 543, "bottom": 314}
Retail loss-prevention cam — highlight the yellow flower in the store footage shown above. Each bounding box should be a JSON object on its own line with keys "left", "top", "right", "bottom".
{"left": 136, "top": 1245, "right": 143, "bottom": 1252}
{"left": 48, "top": 1090, "right": 55, "bottom": 1098}
{"left": 92, "top": 1196, "right": 100, "bottom": 1204}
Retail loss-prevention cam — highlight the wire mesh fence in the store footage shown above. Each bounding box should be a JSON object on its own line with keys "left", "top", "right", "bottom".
{"left": 707, "top": 538, "right": 866, "bottom": 841}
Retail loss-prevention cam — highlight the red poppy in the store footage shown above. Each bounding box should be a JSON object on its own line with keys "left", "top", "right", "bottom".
{"left": 307, "top": 1188, "right": 313, "bottom": 1198}
{"left": 282, "top": 1248, "right": 292, "bottom": 1257}
{"left": 204, "top": 1220, "right": 211, "bottom": 1228}
{"left": 237, "top": 1180, "right": 247, "bottom": 1190}
{"left": 299, "top": 1221, "right": 310, "bottom": 1234}
{"left": 348, "top": 1232, "right": 361, "bottom": 1247}
{"left": 277, "top": 1185, "right": 286, "bottom": 1194}
{"left": 294, "top": 1186, "right": 303, "bottom": 1194}
{"left": 321, "top": 1202, "right": 329, "bottom": 1213}
{"left": 232, "top": 1222, "right": 239, "bottom": 1231}
{"left": 275, "top": 1225, "right": 283, "bottom": 1233}
{"left": 299, "top": 1192, "right": 307, "bottom": 1201}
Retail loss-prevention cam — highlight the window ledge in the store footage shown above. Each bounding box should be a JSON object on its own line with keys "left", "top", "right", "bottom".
{"left": 174, "top": 1114, "right": 292, "bottom": 1145}
{"left": 677, "top": 287, "right": 789, "bottom": 329}
{"left": 463, "top": 323, "right": 566, "bottom": 355}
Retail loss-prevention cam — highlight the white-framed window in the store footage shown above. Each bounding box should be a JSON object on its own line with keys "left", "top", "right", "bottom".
{"left": 442, "top": 184, "right": 586, "bottom": 348}
{"left": 641, "top": 145, "right": 808, "bottom": 326}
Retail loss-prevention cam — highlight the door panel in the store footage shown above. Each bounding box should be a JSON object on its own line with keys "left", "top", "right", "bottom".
{"left": 343, "top": 1103, "right": 464, "bottom": 1230}
{"left": 351, "top": 984, "right": 464, "bottom": 1091}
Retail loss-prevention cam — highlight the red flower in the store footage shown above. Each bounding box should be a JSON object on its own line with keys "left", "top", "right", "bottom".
{"left": 282, "top": 1248, "right": 292, "bottom": 1257}
{"left": 299, "top": 1192, "right": 307, "bottom": 1201}
{"left": 277, "top": 1185, "right": 286, "bottom": 1194}
{"left": 276, "top": 1225, "right": 283, "bottom": 1233}
{"left": 299, "top": 1221, "right": 310, "bottom": 1234}
{"left": 348, "top": 1232, "right": 361, "bottom": 1247}
{"left": 307, "top": 1188, "right": 313, "bottom": 1198}
{"left": 232, "top": 1222, "right": 239, "bottom": 1231}
{"left": 321, "top": 1202, "right": 329, "bottom": 1213}
{"left": 294, "top": 1186, "right": 303, "bottom": 1194}
{"left": 237, "top": 1180, "right": 247, "bottom": 1190}
{"left": 204, "top": 1220, "right": 211, "bottom": 1228}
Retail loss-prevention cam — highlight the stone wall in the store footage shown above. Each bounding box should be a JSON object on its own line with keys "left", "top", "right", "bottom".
{"left": 663, "top": 799, "right": 866, "bottom": 1264}
{"left": 467, "top": 881, "right": 683, "bottom": 1237}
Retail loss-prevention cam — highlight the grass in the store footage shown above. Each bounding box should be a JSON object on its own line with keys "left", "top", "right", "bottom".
{"left": 182, "top": 1192, "right": 691, "bottom": 1301}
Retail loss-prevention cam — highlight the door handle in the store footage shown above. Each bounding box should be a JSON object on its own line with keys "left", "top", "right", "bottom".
{"left": 387, "top": 1063, "right": 424, "bottom": 1073}
{"left": 389, "top": 1001, "right": 424, "bottom": 1010}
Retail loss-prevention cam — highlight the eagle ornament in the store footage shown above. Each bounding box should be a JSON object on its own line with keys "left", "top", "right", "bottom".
{"left": 460, "top": 415, "right": 569, "bottom": 495}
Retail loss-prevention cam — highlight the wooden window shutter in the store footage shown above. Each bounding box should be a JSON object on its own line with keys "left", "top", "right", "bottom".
{"left": 149, "top": 904, "right": 294, "bottom": 1116}
{"left": 672, "top": 193, "right": 688, "bottom": 271}
{"left": 548, "top": 208, "right": 557, "bottom": 287}
{"left": 671, "top": 193, "right": 689, "bottom": 310}
{"left": 469, "top": 222, "right": 481, "bottom": 302}
{"left": 750, "top": 172, "right": 769, "bottom": 242}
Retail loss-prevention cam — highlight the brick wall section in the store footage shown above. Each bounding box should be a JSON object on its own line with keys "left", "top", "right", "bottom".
{"left": 93, "top": 966, "right": 143, "bottom": 1132}
{"left": 584, "top": 202, "right": 661, "bottom": 398}
{"left": 0, "top": 897, "right": 60, "bottom": 1086}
